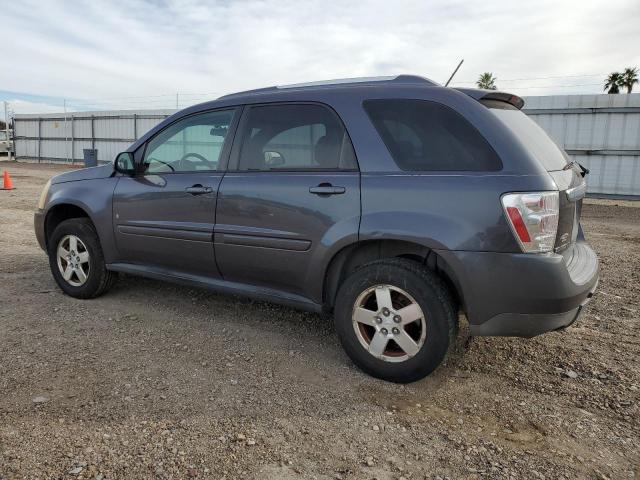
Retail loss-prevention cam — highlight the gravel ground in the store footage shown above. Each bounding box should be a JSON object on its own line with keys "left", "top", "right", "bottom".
{"left": 0, "top": 162, "right": 638, "bottom": 480}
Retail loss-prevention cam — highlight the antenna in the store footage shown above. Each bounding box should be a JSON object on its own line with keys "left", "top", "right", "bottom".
{"left": 444, "top": 59, "right": 464, "bottom": 87}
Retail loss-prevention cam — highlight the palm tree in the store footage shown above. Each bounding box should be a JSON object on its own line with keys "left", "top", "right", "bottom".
{"left": 604, "top": 72, "right": 623, "bottom": 94}
{"left": 477, "top": 72, "right": 497, "bottom": 90}
{"left": 621, "top": 67, "right": 639, "bottom": 93}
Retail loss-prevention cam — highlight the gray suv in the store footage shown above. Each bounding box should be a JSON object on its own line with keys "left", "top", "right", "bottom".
{"left": 34, "top": 75, "right": 599, "bottom": 382}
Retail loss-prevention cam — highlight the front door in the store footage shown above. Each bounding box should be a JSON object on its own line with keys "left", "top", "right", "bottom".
{"left": 113, "top": 108, "right": 237, "bottom": 277}
{"left": 215, "top": 103, "right": 361, "bottom": 301}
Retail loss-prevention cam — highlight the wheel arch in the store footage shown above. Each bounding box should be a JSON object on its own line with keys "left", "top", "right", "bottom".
{"left": 322, "top": 239, "right": 466, "bottom": 313}
{"left": 44, "top": 202, "right": 94, "bottom": 250}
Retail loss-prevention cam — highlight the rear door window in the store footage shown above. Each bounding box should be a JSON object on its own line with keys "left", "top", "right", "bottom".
{"left": 364, "top": 99, "right": 502, "bottom": 171}
{"left": 236, "top": 104, "right": 357, "bottom": 171}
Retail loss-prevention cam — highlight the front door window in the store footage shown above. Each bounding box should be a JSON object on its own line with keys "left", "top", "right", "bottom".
{"left": 143, "top": 110, "right": 234, "bottom": 173}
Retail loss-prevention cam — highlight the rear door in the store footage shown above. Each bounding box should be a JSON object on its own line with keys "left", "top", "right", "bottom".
{"left": 112, "top": 108, "right": 238, "bottom": 277}
{"left": 214, "top": 103, "right": 360, "bottom": 300}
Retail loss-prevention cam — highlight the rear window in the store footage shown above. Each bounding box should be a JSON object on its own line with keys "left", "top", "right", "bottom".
{"left": 364, "top": 99, "right": 502, "bottom": 171}
{"left": 481, "top": 99, "right": 569, "bottom": 171}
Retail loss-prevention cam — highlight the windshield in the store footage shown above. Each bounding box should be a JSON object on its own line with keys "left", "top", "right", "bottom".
{"left": 482, "top": 99, "right": 569, "bottom": 171}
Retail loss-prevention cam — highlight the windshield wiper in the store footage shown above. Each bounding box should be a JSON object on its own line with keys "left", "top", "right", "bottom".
{"left": 563, "top": 160, "right": 589, "bottom": 177}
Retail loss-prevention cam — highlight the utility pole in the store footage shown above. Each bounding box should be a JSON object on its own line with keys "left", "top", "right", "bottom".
{"left": 63, "top": 99, "right": 68, "bottom": 163}
{"left": 176, "top": 93, "right": 179, "bottom": 109}
{"left": 3, "top": 101, "right": 10, "bottom": 161}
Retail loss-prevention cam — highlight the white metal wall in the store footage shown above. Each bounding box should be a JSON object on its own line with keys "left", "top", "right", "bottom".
{"left": 13, "top": 110, "right": 176, "bottom": 164}
{"left": 12, "top": 94, "right": 640, "bottom": 196}
{"left": 523, "top": 93, "right": 640, "bottom": 196}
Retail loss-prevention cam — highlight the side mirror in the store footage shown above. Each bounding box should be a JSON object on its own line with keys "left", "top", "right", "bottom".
{"left": 114, "top": 152, "right": 135, "bottom": 175}
{"left": 264, "top": 151, "right": 285, "bottom": 167}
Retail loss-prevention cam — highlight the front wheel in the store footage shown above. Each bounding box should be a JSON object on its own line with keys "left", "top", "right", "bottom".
{"left": 48, "top": 218, "right": 117, "bottom": 299}
{"left": 334, "top": 258, "right": 457, "bottom": 383}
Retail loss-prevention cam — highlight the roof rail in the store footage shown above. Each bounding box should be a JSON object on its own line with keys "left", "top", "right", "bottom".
{"left": 218, "top": 74, "right": 437, "bottom": 100}
{"left": 277, "top": 75, "right": 435, "bottom": 89}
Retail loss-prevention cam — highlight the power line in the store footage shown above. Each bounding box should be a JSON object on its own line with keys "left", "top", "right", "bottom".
{"left": 5, "top": 75, "right": 615, "bottom": 114}
{"left": 176, "top": 92, "right": 221, "bottom": 97}
{"left": 477, "top": 83, "right": 604, "bottom": 90}
{"left": 5, "top": 73, "right": 615, "bottom": 111}
{"left": 506, "top": 83, "right": 602, "bottom": 89}
{"left": 62, "top": 92, "right": 221, "bottom": 111}
{"left": 454, "top": 73, "right": 605, "bottom": 84}
{"left": 75, "top": 92, "right": 195, "bottom": 102}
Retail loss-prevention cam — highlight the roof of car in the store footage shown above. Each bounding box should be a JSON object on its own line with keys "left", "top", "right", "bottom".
{"left": 128, "top": 75, "right": 525, "bottom": 152}
{"left": 200, "top": 75, "right": 523, "bottom": 110}
{"left": 216, "top": 75, "right": 439, "bottom": 102}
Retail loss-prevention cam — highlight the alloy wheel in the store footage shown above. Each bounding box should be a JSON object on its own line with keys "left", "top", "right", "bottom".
{"left": 352, "top": 284, "right": 427, "bottom": 363}
{"left": 56, "top": 235, "right": 91, "bottom": 287}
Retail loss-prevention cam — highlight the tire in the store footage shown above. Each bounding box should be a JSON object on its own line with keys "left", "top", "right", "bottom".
{"left": 48, "top": 218, "right": 117, "bottom": 299}
{"left": 334, "top": 258, "right": 457, "bottom": 383}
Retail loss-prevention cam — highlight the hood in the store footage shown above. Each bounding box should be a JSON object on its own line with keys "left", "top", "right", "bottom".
{"left": 51, "top": 163, "right": 114, "bottom": 184}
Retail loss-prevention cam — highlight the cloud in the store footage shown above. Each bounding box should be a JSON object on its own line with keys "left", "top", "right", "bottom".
{"left": 2, "top": 0, "right": 639, "bottom": 112}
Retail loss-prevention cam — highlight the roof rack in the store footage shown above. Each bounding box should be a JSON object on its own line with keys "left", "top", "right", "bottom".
{"left": 218, "top": 75, "right": 436, "bottom": 100}
{"left": 277, "top": 75, "right": 435, "bottom": 89}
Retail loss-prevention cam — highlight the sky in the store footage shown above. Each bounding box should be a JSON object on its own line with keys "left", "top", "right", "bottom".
{"left": 2, "top": 0, "right": 640, "bottom": 119}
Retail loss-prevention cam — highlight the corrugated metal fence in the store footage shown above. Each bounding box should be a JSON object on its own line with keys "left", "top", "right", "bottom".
{"left": 523, "top": 93, "right": 640, "bottom": 196}
{"left": 12, "top": 94, "right": 640, "bottom": 196}
{"left": 13, "top": 109, "right": 176, "bottom": 164}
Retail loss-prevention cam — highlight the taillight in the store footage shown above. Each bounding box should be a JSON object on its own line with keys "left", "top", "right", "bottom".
{"left": 501, "top": 192, "right": 559, "bottom": 253}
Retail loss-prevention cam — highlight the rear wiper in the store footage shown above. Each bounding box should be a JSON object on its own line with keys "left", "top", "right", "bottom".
{"left": 563, "top": 160, "right": 589, "bottom": 177}
{"left": 578, "top": 162, "right": 589, "bottom": 177}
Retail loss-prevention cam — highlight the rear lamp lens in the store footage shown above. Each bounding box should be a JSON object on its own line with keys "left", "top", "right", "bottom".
{"left": 502, "top": 192, "right": 559, "bottom": 253}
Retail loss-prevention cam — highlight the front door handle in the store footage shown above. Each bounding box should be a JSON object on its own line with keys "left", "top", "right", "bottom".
{"left": 186, "top": 184, "right": 213, "bottom": 195}
{"left": 309, "top": 184, "right": 346, "bottom": 195}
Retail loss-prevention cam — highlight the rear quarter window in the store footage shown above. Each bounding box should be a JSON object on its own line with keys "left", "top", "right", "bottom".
{"left": 364, "top": 99, "right": 502, "bottom": 172}
{"left": 481, "top": 99, "right": 569, "bottom": 172}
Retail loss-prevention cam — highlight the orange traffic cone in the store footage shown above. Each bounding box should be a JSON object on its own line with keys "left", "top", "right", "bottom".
{"left": 2, "top": 171, "right": 15, "bottom": 190}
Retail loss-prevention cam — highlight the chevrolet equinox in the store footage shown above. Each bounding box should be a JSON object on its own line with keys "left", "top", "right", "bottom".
{"left": 35, "top": 75, "right": 599, "bottom": 382}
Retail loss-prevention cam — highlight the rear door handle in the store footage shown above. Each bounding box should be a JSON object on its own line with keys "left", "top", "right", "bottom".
{"left": 309, "top": 184, "right": 346, "bottom": 195}
{"left": 186, "top": 184, "right": 213, "bottom": 195}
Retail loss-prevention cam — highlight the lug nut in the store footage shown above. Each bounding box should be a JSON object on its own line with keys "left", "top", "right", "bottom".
{"left": 382, "top": 308, "right": 390, "bottom": 316}
{"left": 375, "top": 317, "right": 382, "bottom": 324}
{"left": 393, "top": 315, "right": 401, "bottom": 323}
{"left": 381, "top": 328, "right": 388, "bottom": 335}
{"left": 392, "top": 327, "right": 400, "bottom": 334}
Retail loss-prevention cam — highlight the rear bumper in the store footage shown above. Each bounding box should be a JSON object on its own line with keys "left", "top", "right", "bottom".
{"left": 34, "top": 209, "right": 46, "bottom": 251}
{"left": 436, "top": 239, "right": 599, "bottom": 338}
{"left": 469, "top": 278, "right": 597, "bottom": 337}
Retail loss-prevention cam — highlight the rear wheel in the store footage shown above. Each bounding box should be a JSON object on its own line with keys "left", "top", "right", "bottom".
{"left": 334, "top": 258, "right": 457, "bottom": 383}
{"left": 48, "top": 218, "right": 117, "bottom": 299}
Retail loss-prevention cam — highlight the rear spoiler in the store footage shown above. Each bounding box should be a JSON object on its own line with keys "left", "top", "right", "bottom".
{"left": 455, "top": 88, "right": 525, "bottom": 110}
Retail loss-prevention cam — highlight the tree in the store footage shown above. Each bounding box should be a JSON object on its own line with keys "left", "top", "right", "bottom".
{"left": 604, "top": 72, "right": 623, "bottom": 94}
{"left": 621, "top": 67, "right": 639, "bottom": 93}
{"left": 0, "top": 120, "right": 5, "bottom": 130}
{"left": 477, "top": 72, "right": 497, "bottom": 90}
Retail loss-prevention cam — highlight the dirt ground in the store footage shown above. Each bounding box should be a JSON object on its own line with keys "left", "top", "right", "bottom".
{"left": 0, "top": 162, "right": 638, "bottom": 480}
